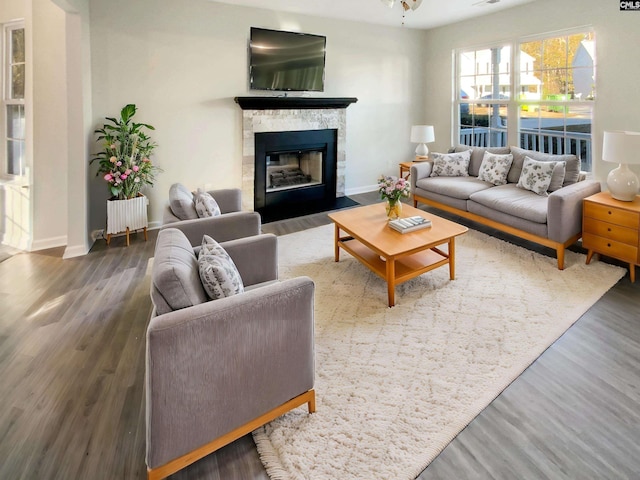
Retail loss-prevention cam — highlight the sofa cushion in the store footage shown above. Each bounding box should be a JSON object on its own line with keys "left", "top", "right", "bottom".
{"left": 469, "top": 184, "right": 549, "bottom": 224}
{"left": 151, "top": 228, "right": 208, "bottom": 315}
{"left": 198, "top": 235, "right": 244, "bottom": 300}
{"left": 430, "top": 150, "right": 472, "bottom": 177}
{"left": 455, "top": 145, "right": 511, "bottom": 177}
{"left": 508, "top": 146, "right": 580, "bottom": 185}
{"left": 477, "top": 151, "right": 514, "bottom": 186}
{"left": 169, "top": 183, "right": 198, "bottom": 220}
{"left": 517, "top": 157, "right": 557, "bottom": 196}
{"left": 416, "top": 176, "right": 493, "bottom": 201}
{"left": 194, "top": 188, "right": 221, "bottom": 218}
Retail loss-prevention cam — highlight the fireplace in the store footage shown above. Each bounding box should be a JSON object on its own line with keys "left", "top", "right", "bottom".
{"left": 235, "top": 96, "right": 358, "bottom": 217}
{"left": 254, "top": 129, "right": 337, "bottom": 219}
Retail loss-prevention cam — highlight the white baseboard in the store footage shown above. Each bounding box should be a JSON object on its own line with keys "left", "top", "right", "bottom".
{"left": 345, "top": 184, "right": 378, "bottom": 196}
{"left": 63, "top": 243, "right": 90, "bottom": 259}
{"left": 30, "top": 235, "right": 67, "bottom": 252}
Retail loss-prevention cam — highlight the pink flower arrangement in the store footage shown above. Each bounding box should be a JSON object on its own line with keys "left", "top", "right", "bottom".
{"left": 91, "top": 104, "right": 162, "bottom": 200}
{"left": 377, "top": 175, "right": 410, "bottom": 204}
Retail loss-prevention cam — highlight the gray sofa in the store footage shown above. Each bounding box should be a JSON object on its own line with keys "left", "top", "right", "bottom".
{"left": 146, "top": 227, "right": 315, "bottom": 479}
{"left": 411, "top": 145, "right": 601, "bottom": 269}
{"left": 162, "top": 184, "right": 261, "bottom": 245}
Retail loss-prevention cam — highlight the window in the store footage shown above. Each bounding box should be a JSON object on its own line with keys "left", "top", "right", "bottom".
{"left": 3, "top": 22, "right": 26, "bottom": 177}
{"left": 518, "top": 32, "right": 595, "bottom": 171}
{"left": 455, "top": 30, "right": 595, "bottom": 171}
{"left": 457, "top": 45, "right": 511, "bottom": 148}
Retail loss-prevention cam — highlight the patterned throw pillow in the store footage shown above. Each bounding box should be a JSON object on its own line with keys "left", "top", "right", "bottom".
{"left": 198, "top": 235, "right": 244, "bottom": 300}
{"left": 516, "top": 156, "right": 557, "bottom": 196}
{"left": 429, "top": 150, "right": 472, "bottom": 177}
{"left": 193, "top": 188, "right": 221, "bottom": 218}
{"left": 477, "top": 151, "right": 514, "bottom": 186}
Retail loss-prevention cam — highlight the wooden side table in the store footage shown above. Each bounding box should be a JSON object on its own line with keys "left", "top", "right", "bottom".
{"left": 582, "top": 191, "right": 640, "bottom": 282}
{"left": 399, "top": 160, "right": 422, "bottom": 180}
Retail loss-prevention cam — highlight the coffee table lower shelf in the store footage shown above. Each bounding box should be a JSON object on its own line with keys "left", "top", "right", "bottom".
{"left": 337, "top": 236, "right": 452, "bottom": 306}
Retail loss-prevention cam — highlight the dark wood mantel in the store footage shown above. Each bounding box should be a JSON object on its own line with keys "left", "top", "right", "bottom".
{"left": 234, "top": 96, "right": 358, "bottom": 110}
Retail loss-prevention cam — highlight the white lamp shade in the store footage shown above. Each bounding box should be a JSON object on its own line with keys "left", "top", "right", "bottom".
{"left": 602, "top": 130, "right": 640, "bottom": 201}
{"left": 380, "top": 0, "right": 395, "bottom": 7}
{"left": 410, "top": 125, "right": 435, "bottom": 144}
{"left": 602, "top": 131, "right": 640, "bottom": 165}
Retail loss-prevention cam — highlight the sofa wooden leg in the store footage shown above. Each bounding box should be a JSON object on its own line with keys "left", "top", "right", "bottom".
{"left": 146, "top": 389, "right": 316, "bottom": 480}
{"left": 557, "top": 246, "right": 565, "bottom": 270}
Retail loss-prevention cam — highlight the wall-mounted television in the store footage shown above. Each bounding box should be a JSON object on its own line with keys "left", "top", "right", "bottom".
{"left": 249, "top": 27, "right": 326, "bottom": 92}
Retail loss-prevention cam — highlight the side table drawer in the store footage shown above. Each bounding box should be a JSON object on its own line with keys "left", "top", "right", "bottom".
{"left": 584, "top": 201, "right": 640, "bottom": 228}
{"left": 582, "top": 233, "right": 638, "bottom": 262}
{"left": 583, "top": 218, "right": 639, "bottom": 245}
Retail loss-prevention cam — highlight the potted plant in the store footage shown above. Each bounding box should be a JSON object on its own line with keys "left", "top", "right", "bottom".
{"left": 378, "top": 175, "right": 410, "bottom": 220}
{"left": 91, "top": 104, "right": 162, "bottom": 245}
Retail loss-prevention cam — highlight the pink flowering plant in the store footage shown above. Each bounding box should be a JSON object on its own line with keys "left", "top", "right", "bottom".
{"left": 377, "top": 175, "right": 410, "bottom": 205}
{"left": 91, "top": 104, "right": 161, "bottom": 200}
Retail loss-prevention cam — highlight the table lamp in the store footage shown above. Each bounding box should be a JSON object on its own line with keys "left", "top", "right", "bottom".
{"left": 602, "top": 130, "right": 640, "bottom": 201}
{"left": 410, "top": 125, "right": 435, "bottom": 160}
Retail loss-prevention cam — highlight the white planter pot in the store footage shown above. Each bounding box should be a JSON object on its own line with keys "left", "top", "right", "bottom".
{"left": 106, "top": 194, "right": 149, "bottom": 245}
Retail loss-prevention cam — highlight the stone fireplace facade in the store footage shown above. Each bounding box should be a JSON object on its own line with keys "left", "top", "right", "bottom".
{"left": 237, "top": 97, "right": 357, "bottom": 211}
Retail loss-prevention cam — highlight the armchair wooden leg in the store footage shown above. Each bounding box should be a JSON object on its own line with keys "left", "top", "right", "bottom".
{"left": 146, "top": 389, "right": 316, "bottom": 480}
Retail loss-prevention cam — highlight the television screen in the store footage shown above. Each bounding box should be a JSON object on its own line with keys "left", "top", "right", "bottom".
{"left": 250, "top": 27, "right": 326, "bottom": 92}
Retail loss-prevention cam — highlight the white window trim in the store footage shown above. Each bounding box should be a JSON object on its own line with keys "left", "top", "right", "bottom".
{"left": 2, "top": 21, "right": 26, "bottom": 178}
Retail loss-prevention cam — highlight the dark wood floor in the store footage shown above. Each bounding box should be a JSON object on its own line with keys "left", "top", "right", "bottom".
{"left": 0, "top": 191, "right": 638, "bottom": 479}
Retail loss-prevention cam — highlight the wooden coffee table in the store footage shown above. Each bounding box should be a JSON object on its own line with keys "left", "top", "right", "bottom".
{"left": 328, "top": 203, "right": 468, "bottom": 307}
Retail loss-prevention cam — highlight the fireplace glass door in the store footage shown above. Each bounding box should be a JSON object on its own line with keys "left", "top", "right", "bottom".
{"left": 266, "top": 149, "right": 323, "bottom": 192}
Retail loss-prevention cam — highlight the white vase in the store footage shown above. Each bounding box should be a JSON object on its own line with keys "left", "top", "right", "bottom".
{"left": 106, "top": 194, "right": 149, "bottom": 245}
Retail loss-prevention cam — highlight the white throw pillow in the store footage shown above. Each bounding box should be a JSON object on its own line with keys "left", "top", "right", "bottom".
{"left": 516, "top": 156, "right": 557, "bottom": 196}
{"left": 477, "top": 151, "right": 514, "bottom": 186}
{"left": 193, "top": 188, "right": 221, "bottom": 218}
{"left": 429, "top": 150, "right": 472, "bottom": 177}
{"left": 198, "top": 235, "right": 244, "bottom": 300}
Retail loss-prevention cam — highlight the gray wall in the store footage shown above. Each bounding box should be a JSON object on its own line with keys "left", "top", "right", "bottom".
{"left": 88, "top": 0, "right": 429, "bottom": 231}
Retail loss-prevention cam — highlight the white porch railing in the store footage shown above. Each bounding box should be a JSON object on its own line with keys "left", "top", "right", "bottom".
{"left": 459, "top": 127, "right": 592, "bottom": 172}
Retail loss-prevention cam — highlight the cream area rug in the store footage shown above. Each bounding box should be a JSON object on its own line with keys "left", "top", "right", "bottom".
{"left": 252, "top": 224, "right": 625, "bottom": 480}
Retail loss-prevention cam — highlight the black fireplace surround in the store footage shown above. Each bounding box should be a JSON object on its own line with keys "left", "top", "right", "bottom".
{"left": 255, "top": 129, "right": 339, "bottom": 221}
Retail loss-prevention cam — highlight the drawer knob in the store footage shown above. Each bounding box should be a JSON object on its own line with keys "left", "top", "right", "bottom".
{"left": 608, "top": 211, "right": 612, "bottom": 215}
{"left": 607, "top": 243, "right": 611, "bottom": 247}
{"left": 607, "top": 227, "right": 612, "bottom": 232}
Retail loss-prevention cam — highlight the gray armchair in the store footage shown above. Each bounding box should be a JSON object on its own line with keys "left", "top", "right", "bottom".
{"left": 146, "top": 227, "right": 315, "bottom": 480}
{"left": 162, "top": 183, "right": 261, "bottom": 245}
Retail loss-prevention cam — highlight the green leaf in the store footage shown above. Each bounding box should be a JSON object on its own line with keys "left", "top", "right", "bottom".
{"left": 120, "top": 104, "right": 137, "bottom": 124}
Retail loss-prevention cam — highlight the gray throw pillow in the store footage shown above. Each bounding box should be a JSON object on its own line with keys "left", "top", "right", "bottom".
{"left": 516, "top": 156, "right": 557, "bottom": 196}
{"left": 198, "top": 235, "right": 244, "bottom": 300}
{"left": 547, "top": 161, "right": 566, "bottom": 192}
{"left": 477, "top": 151, "right": 514, "bottom": 186}
{"left": 168, "top": 183, "right": 198, "bottom": 220}
{"left": 430, "top": 150, "right": 472, "bottom": 177}
{"left": 193, "top": 188, "right": 221, "bottom": 218}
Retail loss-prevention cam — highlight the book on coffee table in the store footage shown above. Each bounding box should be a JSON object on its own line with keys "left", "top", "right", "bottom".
{"left": 388, "top": 216, "right": 432, "bottom": 234}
